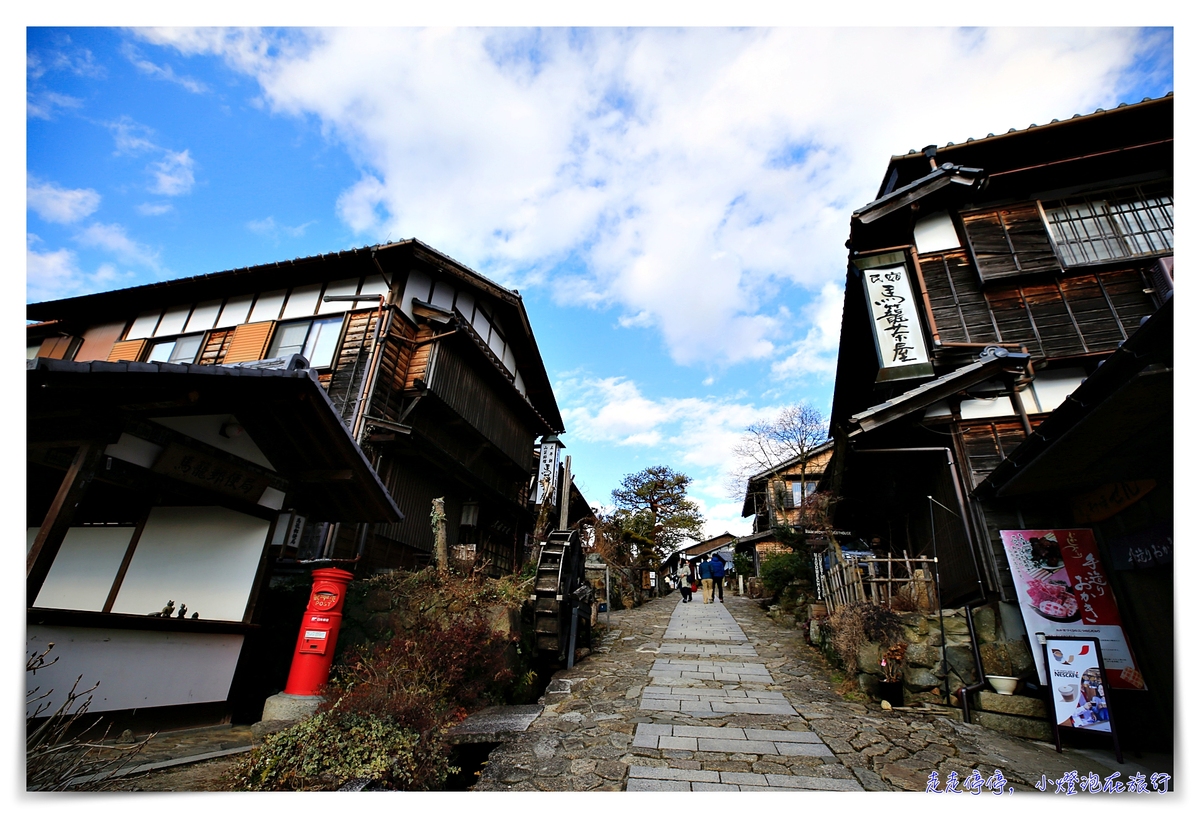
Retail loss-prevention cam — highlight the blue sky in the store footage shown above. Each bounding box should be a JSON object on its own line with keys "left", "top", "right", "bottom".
{"left": 24, "top": 25, "right": 1174, "bottom": 539}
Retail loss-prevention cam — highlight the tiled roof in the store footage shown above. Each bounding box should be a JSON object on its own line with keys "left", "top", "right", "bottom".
{"left": 897, "top": 92, "right": 1173, "bottom": 158}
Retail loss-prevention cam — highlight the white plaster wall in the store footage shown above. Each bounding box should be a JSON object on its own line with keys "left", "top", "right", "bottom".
{"left": 150, "top": 414, "right": 274, "bottom": 469}
{"left": 111, "top": 507, "right": 269, "bottom": 622}
{"left": 26, "top": 626, "right": 244, "bottom": 715}
{"left": 1031, "top": 368, "right": 1087, "bottom": 413}
{"left": 913, "top": 211, "right": 962, "bottom": 254}
{"left": 30, "top": 526, "right": 134, "bottom": 611}
{"left": 104, "top": 432, "right": 164, "bottom": 469}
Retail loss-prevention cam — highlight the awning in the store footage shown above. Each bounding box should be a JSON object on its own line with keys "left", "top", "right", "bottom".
{"left": 852, "top": 163, "right": 986, "bottom": 225}
{"left": 28, "top": 358, "right": 403, "bottom": 523}
{"left": 847, "top": 348, "right": 1031, "bottom": 438}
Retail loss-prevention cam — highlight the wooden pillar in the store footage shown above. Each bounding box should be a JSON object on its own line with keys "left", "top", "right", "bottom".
{"left": 432, "top": 497, "right": 449, "bottom": 575}
{"left": 27, "top": 441, "right": 105, "bottom": 603}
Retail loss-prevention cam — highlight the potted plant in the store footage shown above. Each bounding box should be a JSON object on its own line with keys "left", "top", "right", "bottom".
{"left": 878, "top": 642, "right": 907, "bottom": 707}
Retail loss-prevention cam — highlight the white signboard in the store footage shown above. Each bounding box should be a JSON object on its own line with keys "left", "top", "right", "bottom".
{"left": 863, "top": 263, "right": 931, "bottom": 376}
{"left": 1043, "top": 637, "right": 1112, "bottom": 734}
{"left": 535, "top": 437, "right": 561, "bottom": 504}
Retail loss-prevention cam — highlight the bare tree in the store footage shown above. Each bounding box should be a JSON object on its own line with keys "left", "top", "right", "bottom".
{"left": 728, "top": 402, "right": 830, "bottom": 510}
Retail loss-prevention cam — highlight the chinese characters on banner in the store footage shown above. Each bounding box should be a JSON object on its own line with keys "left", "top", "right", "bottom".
{"left": 151, "top": 442, "right": 270, "bottom": 502}
{"left": 1000, "top": 529, "right": 1145, "bottom": 690}
{"left": 534, "top": 437, "right": 561, "bottom": 504}
{"left": 858, "top": 259, "right": 933, "bottom": 382}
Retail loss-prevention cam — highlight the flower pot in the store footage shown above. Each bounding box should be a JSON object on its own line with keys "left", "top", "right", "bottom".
{"left": 878, "top": 680, "right": 904, "bottom": 707}
{"left": 986, "top": 675, "right": 1021, "bottom": 696}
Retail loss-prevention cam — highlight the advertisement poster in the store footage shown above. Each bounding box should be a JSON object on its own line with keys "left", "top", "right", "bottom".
{"left": 1044, "top": 637, "right": 1112, "bottom": 733}
{"left": 1000, "top": 529, "right": 1145, "bottom": 690}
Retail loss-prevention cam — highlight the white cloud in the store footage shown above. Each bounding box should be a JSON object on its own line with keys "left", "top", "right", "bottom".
{"left": 27, "top": 91, "right": 83, "bottom": 120}
{"left": 109, "top": 116, "right": 159, "bottom": 155}
{"left": 26, "top": 235, "right": 133, "bottom": 302}
{"left": 74, "top": 222, "right": 161, "bottom": 270}
{"left": 137, "top": 201, "right": 174, "bottom": 216}
{"left": 150, "top": 150, "right": 196, "bottom": 196}
{"left": 248, "top": 216, "right": 317, "bottom": 239}
{"left": 140, "top": 27, "right": 1159, "bottom": 372}
{"left": 121, "top": 43, "right": 209, "bottom": 93}
{"left": 771, "top": 280, "right": 846, "bottom": 381}
{"left": 27, "top": 178, "right": 101, "bottom": 224}
{"left": 106, "top": 117, "right": 198, "bottom": 196}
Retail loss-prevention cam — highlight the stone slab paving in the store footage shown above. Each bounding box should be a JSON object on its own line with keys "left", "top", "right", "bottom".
{"left": 473, "top": 593, "right": 1169, "bottom": 793}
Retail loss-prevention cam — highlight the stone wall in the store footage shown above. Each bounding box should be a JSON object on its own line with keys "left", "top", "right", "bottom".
{"left": 336, "top": 573, "right": 528, "bottom": 671}
{"left": 801, "top": 604, "right": 1035, "bottom": 702}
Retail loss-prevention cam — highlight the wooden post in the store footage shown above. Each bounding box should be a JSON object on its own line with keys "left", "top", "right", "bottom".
{"left": 431, "top": 497, "right": 449, "bottom": 575}
{"left": 558, "top": 455, "right": 572, "bottom": 531}
{"left": 28, "top": 441, "right": 105, "bottom": 604}
{"left": 887, "top": 555, "right": 894, "bottom": 609}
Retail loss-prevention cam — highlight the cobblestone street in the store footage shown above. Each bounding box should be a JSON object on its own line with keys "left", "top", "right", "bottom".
{"left": 474, "top": 592, "right": 1171, "bottom": 793}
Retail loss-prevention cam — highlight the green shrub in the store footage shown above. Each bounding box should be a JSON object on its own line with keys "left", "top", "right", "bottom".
{"left": 759, "top": 551, "right": 811, "bottom": 596}
{"left": 227, "top": 711, "right": 451, "bottom": 791}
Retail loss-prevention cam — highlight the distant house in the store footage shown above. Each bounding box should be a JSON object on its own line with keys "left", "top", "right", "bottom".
{"left": 26, "top": 239, "right": 570, "bottom": 727}
{"left": 737, "top": 441, "right": 833, "bottom": 570}
{"left": 661, "top": 532, "right": 739, "bottom": 579}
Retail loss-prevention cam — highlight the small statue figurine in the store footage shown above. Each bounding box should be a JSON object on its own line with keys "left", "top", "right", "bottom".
{"left": 190, "top": 612, "right": 199, "bottom": 619}
{"left": 176, "top": 603, "right": 188, "bottom": 619}
{"left": 150, "top": 600, "right": 175, "bottom": 617}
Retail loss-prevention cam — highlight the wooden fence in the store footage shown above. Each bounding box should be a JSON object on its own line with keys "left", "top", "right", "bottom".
{"left": 821, "top": 552, "right": 939, "bottom": 612}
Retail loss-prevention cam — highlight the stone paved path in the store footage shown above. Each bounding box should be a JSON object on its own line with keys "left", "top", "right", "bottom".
{"left": 474, "top": 593, "right": 1170, "bottom": 793}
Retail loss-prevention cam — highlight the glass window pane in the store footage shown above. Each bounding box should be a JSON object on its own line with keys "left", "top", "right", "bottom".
{"left": 281, "top": 284, "right": 322, "bottom": 319}
{"left": 303, "top": 317, "right": 343, "bottom": 368}
{"left": 186, "top": 299, "right": 223, "bottom": 332}
{"left": 215, "top": 294, "right": 253, "bottom": 328}
{"left": 126, "top": 310, "right": 161, "bottom": 340}
{"left": 318, "top": 278, "right": 361, "bottom": 315}
{"left": 269, "top": 321, "right": 311, "bottom": 358}
{"left": 249, "top": 289, "right": 287, "bottom": 323}
{"left": 147, "top": 340, "right": 175, "bottom": 362}
{"left": 169, "top": 334, "right": 203, "bottom": 364}
{"left": 155, "top": 306, "right": 191, "bottom": 337}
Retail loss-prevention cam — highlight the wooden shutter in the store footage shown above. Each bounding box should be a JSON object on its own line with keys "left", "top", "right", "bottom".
{"left": 107, "top": 339, "right": 149, "bottom": 362}
{"left": 961, "top": 204, "right": 1061, "bottom": 281}
{"left": 959, "top": 421, "right": 1028, "bottom": 489}
{"left": 37, "top": 335, "right": 81, "bottom": 360}
{"left": 197, "top": 329, "right": 234, "bottom": 366}
{"left": 918, "top": 251, "right": 1000, "bottom": 344}
{"left": 222, "top": 321, "right": 275, "bottom": 363}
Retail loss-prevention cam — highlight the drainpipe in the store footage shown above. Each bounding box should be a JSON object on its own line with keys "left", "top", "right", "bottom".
{"left": 955, "top": 596, "right": 990, "bottom": 725}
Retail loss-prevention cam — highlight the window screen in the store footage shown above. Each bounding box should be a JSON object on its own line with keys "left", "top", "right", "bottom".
{"left": 1042, "top": 185, "right": 1173, "bottom": 267}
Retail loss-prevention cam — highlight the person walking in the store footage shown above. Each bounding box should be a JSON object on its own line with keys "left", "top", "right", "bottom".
{"left": 676, "top": 559, "right": 692, "bottom": 603}
{"left": 710, "top": 553, "right": 726, "bottom": 602}
{"left": 699, "top": 555, "right": 714, "bottom": 604}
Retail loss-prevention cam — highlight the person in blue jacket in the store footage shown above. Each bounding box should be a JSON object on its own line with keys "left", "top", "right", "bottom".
{"left": 710, "top": 554, "right": 726, "bottom": 602}
{"left": 698, "top": 555, "right": 714, "bottom": 603}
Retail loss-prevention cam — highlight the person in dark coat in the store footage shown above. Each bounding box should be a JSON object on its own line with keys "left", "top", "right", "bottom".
{"left": 710, "top": 554, "right": 726, "bottom": 602}
{"left": 698, "top": 555, "right": 715, "bottom": 603}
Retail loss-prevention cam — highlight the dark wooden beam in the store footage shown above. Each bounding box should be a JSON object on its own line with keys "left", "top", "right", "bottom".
{"left": 27, "top": 441, "right": 105, "bottom": 603}
{"left": 102, "top": 509, "right": 150, "bottom": 613}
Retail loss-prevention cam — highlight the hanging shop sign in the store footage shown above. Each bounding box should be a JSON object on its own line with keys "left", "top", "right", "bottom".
{"left": 853, "top": 251, "right": 934, "bottom": 384}
{"left": 535, "top": 435, "right": 562, "bottom": 504}
{"left": 1071, "top": 480, "right": 1156, "bottom": 523}
{"left": 1000, "top": 529, "right": 1145, "bottom": 690}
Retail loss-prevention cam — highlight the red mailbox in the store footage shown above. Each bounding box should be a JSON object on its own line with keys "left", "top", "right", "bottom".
{"left": 283, "top": 567, "right": 355, "bottom": 696}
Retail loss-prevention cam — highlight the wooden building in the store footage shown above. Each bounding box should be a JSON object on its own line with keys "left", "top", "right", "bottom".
{"left": 27, "top": 239, "right": 567, "bottom": 725}
{"left": 826, "top": 95, "right": 1172, "bottom": 742}
{"left": 738, "top": 442, "right": 833, "bottom": 567}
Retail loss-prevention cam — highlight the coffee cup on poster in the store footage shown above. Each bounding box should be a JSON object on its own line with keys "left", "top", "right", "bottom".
{"left": 1059, "top": 683, "right": 1078, "bottom": 702}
